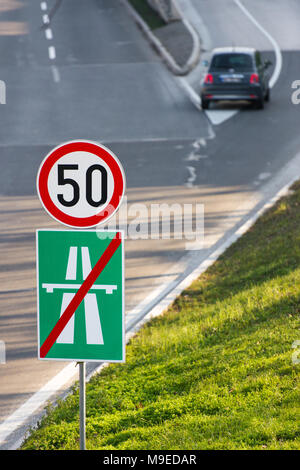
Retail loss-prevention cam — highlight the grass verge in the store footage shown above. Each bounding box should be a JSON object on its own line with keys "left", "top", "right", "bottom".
{"left": 127, "top": 0, "right": 165, "bottom": 30}
{"left": 22, "top": 182, "right": 300, "bottom": 450}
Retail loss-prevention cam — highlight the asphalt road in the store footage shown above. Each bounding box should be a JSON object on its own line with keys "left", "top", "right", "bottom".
{"left": 0, "top": 0, "right": 300, "bottom": 449}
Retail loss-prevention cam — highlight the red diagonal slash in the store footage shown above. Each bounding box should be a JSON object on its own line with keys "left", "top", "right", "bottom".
{"left": 40, "top": 233, "right": 122, "bottom": 358}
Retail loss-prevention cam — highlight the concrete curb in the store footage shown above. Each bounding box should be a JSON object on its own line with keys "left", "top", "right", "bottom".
{"left": 121, "top": 0, "right": 201, "bottom": 76}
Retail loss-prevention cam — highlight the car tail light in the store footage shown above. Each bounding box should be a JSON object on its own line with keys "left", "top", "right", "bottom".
{"left": 250, "top": 73, "right": 259, "bottom": 84}
{"left": 204, "top": 73, "right": 213, "bottom": 84}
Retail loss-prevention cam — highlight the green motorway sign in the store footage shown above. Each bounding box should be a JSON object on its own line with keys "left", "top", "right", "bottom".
{"left": 36, "top": 230, "right": 124, "bottom": 362}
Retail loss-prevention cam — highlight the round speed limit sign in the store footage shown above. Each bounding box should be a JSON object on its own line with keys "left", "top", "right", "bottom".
{"left": 37, "top": 140, "right": 126, "bottom": 228}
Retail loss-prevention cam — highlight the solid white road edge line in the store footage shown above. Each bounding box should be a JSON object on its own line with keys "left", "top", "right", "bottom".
{"left": 234, "top": 0, "right": 282, "bottom": 89}
{"left": 2, "top": 149, "right": 300, "bottom": 449}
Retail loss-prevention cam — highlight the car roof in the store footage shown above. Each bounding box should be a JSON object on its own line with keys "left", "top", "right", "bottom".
{"left": 211, "top": 47, "right": 256, "bottom": 55}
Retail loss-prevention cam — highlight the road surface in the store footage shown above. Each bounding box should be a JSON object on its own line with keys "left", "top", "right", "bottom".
{"left": 0, "top": 0, "right": 300, "bottom": 449}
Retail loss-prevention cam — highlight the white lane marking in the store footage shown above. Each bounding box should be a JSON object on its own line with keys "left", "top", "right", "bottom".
{"left": 185, "top": 166, "right": 197, "bottom": 187}
{"left": 185, "top": 138, "right": 208, "bottom": 162}
{"left": 185, "top": 152, "right": 208, "bottom": 162}
{"left": 51, "top": 65, "right": 60, "bottom": 83}
{"left": 42, "top": 14, "right": 50, "bottom": 24}
{"left": 48, "top": 46, "right": 56, "bottom": 60}
{"left": 258, "top": 172, "right": 271, "bottom": 180}
{"left": 235, "top": 0, "right": 282, "bottom": 89}
{"left": 45, "top": 28, "right": 53, "bottom": 40}
{"left": 193, "top": 138, "right": 206, "bottom": 149}
{"left": 253, "top": 172, "right": 272, "bottom": 186}
{"left": 205, "top": 110, "right": 238, "bottom": 126}
{"left": 40, "top": 3, "right": 58, "bottom": 81}
{"left": 177, "top": 77, "right": 201, "bottom": 108}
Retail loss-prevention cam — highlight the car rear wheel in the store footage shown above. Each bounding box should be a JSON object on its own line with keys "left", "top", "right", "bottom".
{"left": 255, "top": 98, "right": 264, "bottom": 110}
{"left": 265, "top": 87, "right": 270, "bottom": 102}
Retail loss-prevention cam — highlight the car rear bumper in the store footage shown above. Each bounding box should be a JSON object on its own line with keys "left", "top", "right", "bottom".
{"left": 201, "top": 86, "right": 263, "bottom": 101}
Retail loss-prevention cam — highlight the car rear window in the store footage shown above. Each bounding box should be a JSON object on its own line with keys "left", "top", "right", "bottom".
{"left": 210, "top": 53, "right": 253, "bottom": 71}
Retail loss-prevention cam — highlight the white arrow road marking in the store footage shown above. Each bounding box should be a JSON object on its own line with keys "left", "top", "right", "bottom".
{"left": 205, "top": 110, "right": 238, "bottom": 126}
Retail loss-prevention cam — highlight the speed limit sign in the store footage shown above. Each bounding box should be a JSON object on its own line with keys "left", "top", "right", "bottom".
{"left": 37, "top": 140, "right": 126, "bottom": 228}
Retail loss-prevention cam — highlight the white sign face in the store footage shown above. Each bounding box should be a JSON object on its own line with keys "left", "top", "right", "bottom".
{"left": 47, "top": 151, "right": 115, "bottom": 219}
{"left": 37, "top": 140, "right": 126, "bottom": 228}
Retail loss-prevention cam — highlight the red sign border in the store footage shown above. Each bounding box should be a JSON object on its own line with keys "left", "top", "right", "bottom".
{"left": 37, "top": 140, "right": 126, "bottom": 228}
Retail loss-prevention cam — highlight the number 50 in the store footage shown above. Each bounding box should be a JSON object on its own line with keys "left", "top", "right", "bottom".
{"left": 57, "top": 164, "right": 108, "bottom": 207}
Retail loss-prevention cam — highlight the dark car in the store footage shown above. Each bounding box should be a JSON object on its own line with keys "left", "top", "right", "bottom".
{"left": 200, "top": 47, "right": 271, "bottom": 110}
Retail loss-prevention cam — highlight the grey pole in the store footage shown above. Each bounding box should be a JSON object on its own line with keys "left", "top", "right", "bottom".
{"left": 79, "top": 361, "right": 86, "bottom": 450}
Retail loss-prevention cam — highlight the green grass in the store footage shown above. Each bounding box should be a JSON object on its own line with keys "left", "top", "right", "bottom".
{"left": 128, "top": 0, "right": 165, "bottom": 30}
{"left": 22, "top": 182, "right": 300, "bottom": 450}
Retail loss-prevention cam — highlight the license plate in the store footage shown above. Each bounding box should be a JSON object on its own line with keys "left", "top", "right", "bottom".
{"left": 220, "top": 74, "right": 244, "bottom": 83}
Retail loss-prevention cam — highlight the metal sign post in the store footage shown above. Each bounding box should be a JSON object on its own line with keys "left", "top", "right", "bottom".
{"left": 79, "top": 361, "right": 86, "bottom": 450}
{"left": 36, "top": 140, "right": 126, "bottom": 450}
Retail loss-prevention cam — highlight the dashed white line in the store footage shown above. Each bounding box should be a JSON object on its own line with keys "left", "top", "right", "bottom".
{"left": 51, "top": 65, "right": 60, "bottom": 83}
{"left": 48, "top": 46, "right": 56, "bottom": 60}
{"left": 45, "top": 28, "right": 53, "bottom": 40}
{"left": 40, "top": 3, "right": 59, "bottom": 80}
{"left": 42, "top": 14, "right": 50, "bottom": 25}
{"left": 193, "top": 138, "right": 207, "bottom": 149}
{"left": 185, "top": 152, "right": 208, "bottom": 162}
